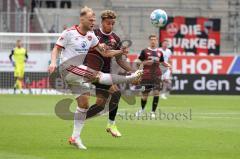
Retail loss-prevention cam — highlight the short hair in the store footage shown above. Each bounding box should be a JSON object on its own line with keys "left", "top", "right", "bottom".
{"left": 80, "top": 6, "right": 94, "bottom": 17}
{"left": 101, "top": 10, "right": 117, "bottom": 20}
{"left": 162, "top": 39, "right": 168, "bottom": 43}
{"left": 148, "top": 34, "right": 157, "bottom": 39}
{"left": 16, "top": 39, "right": 21, "bottom": 43}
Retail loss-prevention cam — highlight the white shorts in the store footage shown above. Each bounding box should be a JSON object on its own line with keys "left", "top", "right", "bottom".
{"left": 62, "top": 65, "right": 95, "bottom": 98}
{"left": 162, "top": 69, "right": 172, "bottom": 80}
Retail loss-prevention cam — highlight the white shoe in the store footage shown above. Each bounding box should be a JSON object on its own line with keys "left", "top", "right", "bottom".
{"left": 160, "top": 94, "right": 167, "bottom": 100}
{"left": 69, "top": 137, "right": 87, "bottom": 150}
{"left": 150, "top": 112, "right": 156, "bottom": 119}
{"left": 131, "top": 69, "right": 143, "bottom": 83}
{"left": 135, "top": 109, "right": 144, "bottom": 117}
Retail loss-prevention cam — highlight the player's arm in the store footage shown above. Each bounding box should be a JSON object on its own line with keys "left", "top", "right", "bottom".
{"left": 49, "top": 30, "right": 68, "bottom": 73}
{"left": 9, "top": 49, "right": 15, "bottom": 66}
{"left": 167, "top": 50, "right": 172, "bottom": 65}
{"left": 95, "top": 44, "right": 127, "bottom": 57}
{"left": 48, "top": 46, "right": 62, "bottom": 73}
{"left": 159, "top": 53, "right": 171, "bottom": 68}
{"left": 91, "top": 34, "right": 127, "bottom": 57}
{"left": 25, "top": 50, "right": 28, "bottom": 62}
{"left": 115, "top": 55, "right": 134, "bottom": 72}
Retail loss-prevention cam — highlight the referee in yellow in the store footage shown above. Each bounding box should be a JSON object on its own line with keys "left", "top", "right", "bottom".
{"left": 9, "top": 40, "right": 28, "bottom": 93}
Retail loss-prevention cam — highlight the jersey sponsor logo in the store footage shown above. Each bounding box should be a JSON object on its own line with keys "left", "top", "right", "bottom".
{"left": 75, "top": 48, "right": 89, "bottom": 53}
{"left": 80, "top": 41, "right": 87, "bottom": 48}
{"left": 87, "top": 36, "right": 92, "bottom": 41}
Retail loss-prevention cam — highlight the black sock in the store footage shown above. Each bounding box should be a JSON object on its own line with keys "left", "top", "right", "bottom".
{"left": 86, "top": 104, "right": 104, "bottom": 119}
{"left": 152, "top": 96, "right": 159, "bottom": 112}
{"left": 109, "top": 91, "right": 121, "bottom": 121}
{"left": 141, "top": 98, "right": 147, "bottom": 110}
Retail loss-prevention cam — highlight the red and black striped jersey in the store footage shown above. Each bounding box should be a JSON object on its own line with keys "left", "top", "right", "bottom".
{"left": 84, "top": 28, "right": 121, "bottom": 73}
{"left": 138, "top": 47, "right": 164, "bottom": 80}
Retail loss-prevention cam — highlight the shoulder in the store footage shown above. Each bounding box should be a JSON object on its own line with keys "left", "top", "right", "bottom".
{"left": 158, "top": 48, "right": 163, "bottom": 52}
{"left": 87, "top": 31, "right": 97, "bottom": 37}
{"left": 167, "top": 48, "right": 172, "bottom": 54}
{"left": 66, "top": 25, "right": 77, "bottom": 32}
{"left": 63, "top": 25, "right": 78, "bottom": 36}
{"left": 93, "top": 28, "right": 101, "bottom": 36}
{"left": 111, "top": 32, "right": 121, "bottom": 42}
{"left": 141, "top": 48, "right": 148, "bottom": 54}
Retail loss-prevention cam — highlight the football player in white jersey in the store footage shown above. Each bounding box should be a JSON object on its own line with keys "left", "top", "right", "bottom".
{"left": 48, "top": 6, "right": 142, "bottom": 150}
{"left": 160, "top": 40, "right": 172, "bottom": 100}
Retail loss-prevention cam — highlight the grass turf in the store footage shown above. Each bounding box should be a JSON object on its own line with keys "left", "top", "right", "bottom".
{"left": 0, "top": 94, "right": 239, "bottom": 159}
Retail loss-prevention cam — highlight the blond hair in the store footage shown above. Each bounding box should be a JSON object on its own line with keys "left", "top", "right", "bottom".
{"left": 101, "top": 10, "right": 117, "bottom": 20}
{"left": 80, "top": 6, "right": 94, "bottom": 17}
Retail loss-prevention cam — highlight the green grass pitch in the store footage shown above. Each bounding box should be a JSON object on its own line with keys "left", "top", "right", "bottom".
{"left": 0, "top": 94, "right": 240, "bottom": 159}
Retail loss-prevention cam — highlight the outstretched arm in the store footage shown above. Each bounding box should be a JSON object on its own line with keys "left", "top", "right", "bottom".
{"left": 48, "top": 46, "right": 62, "bottom": 73}
{"left": 161, "top": 61, "right": 171, "bottom": 68}
{"left": 115, "top": 55, "right": 134, "bottom": 72}
{"left": 95, "top": 44, "right": 127, "bottom": 57}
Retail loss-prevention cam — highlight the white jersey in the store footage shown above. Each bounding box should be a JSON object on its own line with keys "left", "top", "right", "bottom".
{"left": 160, "top": 48, "right": 172, "bottom": 62}
{"left": 160, "top": 48, "right": 172, "bottom": 79}
{"left": 56, "top": 25, "right": 99, "bottom": 64}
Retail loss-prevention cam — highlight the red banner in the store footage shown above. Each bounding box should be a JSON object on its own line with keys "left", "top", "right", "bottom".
{"left": 171, "top": 55, "right": 233, "bottom": 74}
{"left": 127, "top": 54, "right": 239, "bottom": 75}
{"left": 159, "top": 16, "right": 221, "bottom": 55}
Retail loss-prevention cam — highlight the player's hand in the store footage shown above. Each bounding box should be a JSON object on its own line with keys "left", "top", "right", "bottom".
{"left": 99, "top": 43, "right": 107, "bottom": 51}
{"left": 163, "top": 62, "right": 172, "bottom": 69}
{"left": 121, "top": 46, "right": 129, "bottom": 56}
{"left": 48, "top": 63, "right": 57, "bottom": 74}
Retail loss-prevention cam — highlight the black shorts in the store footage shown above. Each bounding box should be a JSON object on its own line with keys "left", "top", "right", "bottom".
{"left": 93, "top": 83, "right": 111, "bottom": 98}
{"left": 141, "top": 79, "right": 162, "bottom": 93}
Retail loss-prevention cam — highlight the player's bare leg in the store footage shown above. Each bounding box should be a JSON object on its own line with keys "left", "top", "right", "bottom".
{"left": 69, "top": 93, "right": 89, "bottom": 150}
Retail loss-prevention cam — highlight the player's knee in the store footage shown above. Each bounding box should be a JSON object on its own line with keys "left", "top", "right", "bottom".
{"left": 142, "top": 94, "right": 148, "bottom": 101}
{"left": 76, "top": 95, "right": 89, "bottom": 108}
{"left": 96, "top": 97, "right": 107, "bottom": 106}
{"left": 153, "top": 90, "right": 160, "bottom": 96}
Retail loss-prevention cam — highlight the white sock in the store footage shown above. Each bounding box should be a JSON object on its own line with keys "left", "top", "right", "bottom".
{"left": 98, "top": 73, "right": 136, "bottom": 85}
{"left": 108, "top": 119, "right": 115, "bottom": 125}
{"left": 72, "top": 107, "right": 88, "bottom": 139}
